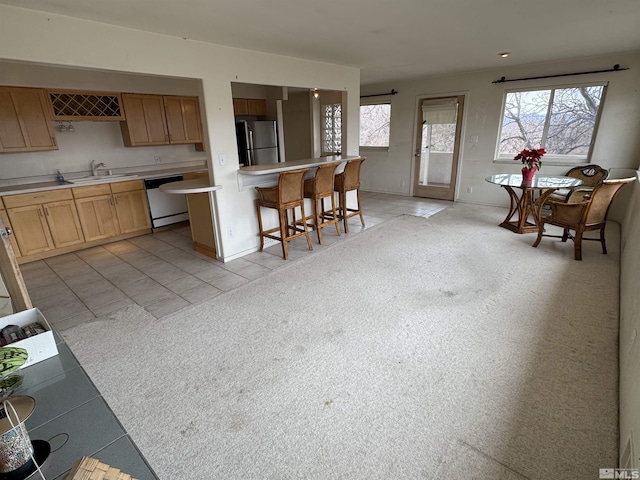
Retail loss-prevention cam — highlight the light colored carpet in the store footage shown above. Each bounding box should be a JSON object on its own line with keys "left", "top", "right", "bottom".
{"left": 63, "top": 203, "right": 620, "bottom": 480}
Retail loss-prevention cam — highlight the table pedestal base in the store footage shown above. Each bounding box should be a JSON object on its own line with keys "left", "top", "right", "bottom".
{"left": 499, "top": 185, "right": 556, "bottom": 234}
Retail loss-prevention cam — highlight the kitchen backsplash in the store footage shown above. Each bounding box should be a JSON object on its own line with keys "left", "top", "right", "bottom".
{"left": 0, "top": 121, "right": 206, "bottom": 183}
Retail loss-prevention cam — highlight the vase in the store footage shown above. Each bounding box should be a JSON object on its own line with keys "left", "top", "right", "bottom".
{"left": 521, "top": 166, "right": 537, "bottom": 185}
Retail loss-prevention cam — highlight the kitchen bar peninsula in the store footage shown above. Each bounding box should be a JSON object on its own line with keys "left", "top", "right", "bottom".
{"left": 159, "top": 178, "right": 222, "bottom": 259}
{"left": 237, "top": 155, "right": 364, "bottom": 189}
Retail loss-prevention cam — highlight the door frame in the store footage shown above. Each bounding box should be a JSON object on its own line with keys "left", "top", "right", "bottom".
{"left": 411, "top": 93, "right": 467, "bottom": 201}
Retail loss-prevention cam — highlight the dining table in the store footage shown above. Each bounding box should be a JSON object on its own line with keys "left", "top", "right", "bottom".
{"left": 485, "top": 173, "right": 583, "bottom": 234}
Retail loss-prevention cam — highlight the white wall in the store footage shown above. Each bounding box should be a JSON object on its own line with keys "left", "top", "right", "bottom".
{"left": 0, "top": 5, "right": 361, "bottom": 261}
{"left": 360, "top": 52, "right": 640, "bottom": 210}
{"left": 619, "top": 176, "right": 640, "bottom": 469}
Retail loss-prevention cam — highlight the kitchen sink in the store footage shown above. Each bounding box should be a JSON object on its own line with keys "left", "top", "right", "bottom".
{"left": 67, "top": 174, "right": 138, "bottom": 184}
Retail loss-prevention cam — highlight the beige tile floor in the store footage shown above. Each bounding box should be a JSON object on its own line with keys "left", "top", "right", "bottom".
{"left": 20, "top": 192, "right": 450, "bottom": 331}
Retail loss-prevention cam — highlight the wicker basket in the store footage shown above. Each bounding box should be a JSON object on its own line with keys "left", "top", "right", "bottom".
{"left": 64, "top": 456, "right": 138, "bottom": 480}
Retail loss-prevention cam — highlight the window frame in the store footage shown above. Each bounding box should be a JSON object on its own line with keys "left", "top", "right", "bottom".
{"left": 359, "top": 97, "right": 392, "bottom": 150}
{"left": 494, "top": 81, "right": 608, "bottom": 166}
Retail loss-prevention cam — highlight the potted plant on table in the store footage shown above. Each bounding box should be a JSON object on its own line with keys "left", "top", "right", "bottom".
{"left": 514, "top": 148, "right": 545, "bottom": 185}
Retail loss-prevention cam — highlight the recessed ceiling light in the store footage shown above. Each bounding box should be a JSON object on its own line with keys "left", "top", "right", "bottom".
{"left": 499, "top": 52, "right": 510, "bottom": 58}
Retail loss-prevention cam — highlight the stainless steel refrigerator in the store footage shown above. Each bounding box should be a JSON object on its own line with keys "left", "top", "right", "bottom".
{"left": 236, "top": 120, "right": 280, "bottom": 166}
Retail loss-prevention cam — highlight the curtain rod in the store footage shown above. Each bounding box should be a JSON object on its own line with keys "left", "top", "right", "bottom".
{"left": 360, "top": 89, "right": 398, "bottom": 98}
{"left": 492, "top": 64, "right": 629, "bottom": 84}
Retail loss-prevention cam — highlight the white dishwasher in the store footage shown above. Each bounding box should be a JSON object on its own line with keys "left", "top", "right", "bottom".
{"left": 144, "top": 175, "right": 189, "bottom": 228}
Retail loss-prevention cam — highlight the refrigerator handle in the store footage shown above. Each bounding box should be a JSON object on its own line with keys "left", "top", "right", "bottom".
{"left": 248, "top": 128, "right": 255, "bottom": 152}
{"left": 247, "top": 149, "right": 253, "bottom": 166}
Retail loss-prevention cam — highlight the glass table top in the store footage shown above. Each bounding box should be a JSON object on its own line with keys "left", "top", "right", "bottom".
{"left": 485, "top": 174, "right": 583, "bottom": 188}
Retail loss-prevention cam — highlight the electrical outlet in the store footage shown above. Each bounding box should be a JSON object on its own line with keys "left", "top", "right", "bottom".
{"left": 154, "top": 155, "right": 162, "bottom": 164}
{"left": 467, "top": 186, "right": 473, "bottom": 194}
{"left": 218, "top": 154, "right": 226, "bottom": 166}
{"left": 228, "top": 229, "right": 233, "bottom": 238}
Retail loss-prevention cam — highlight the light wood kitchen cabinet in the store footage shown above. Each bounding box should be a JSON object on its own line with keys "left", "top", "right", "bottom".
{"left": 247, "top": 99, "right": 267, "bottom": 116}
{"left": 164, "top": 96, "right": 203, "bottom": 144}
{"left": 73, "top": 184, "right": 121, "bottom": 241}
{"left": 0, "top": 87, "right": 58, "bottom": 153}
{"left": 0, "top": 202, "right": 21, "bottom": 257}
{"left": 182, "top": 171, "right": 209, "bottom": 180}
{"left": 5, "top": 205, "right": 53, "bottom": 256}
{"left": 233, "top": 98, "right": 249, "bottom": 116}
{"left": 4, "top": 189, "right": 84, "bottom": 256}
{"left": 233, "top": 98, "right": 266, "bottom": 116}
{"left": 120, "top": 93, "right": 169, "bottom": 146}
{"left": 73, "top": 180, "right": 150, "bottom": 239}
{"left": 121, "top": 93, "right": 203, "bottom": 147}
{"left": 113, "top": 189, "right": 151, "bottom": 233}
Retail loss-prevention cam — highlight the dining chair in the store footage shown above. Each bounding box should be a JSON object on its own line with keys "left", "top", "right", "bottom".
{"left": 333, "top": 157, "right": 366, "bottom": 233}
{"left": 547, "top": 165, "right": 609, "bottom": 203}
{"left": 302, "top": 163, "right": 341, "bottom": 244}
{"left": 255, "top": 168, "right": 313, "bottom": 260}
{"left": 532, "top": 177, "right": 634, "bottom": 260}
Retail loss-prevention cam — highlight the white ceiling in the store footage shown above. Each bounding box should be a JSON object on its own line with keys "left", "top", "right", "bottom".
{"left": 2, "top": 0, "right": 640, "bottom": 85}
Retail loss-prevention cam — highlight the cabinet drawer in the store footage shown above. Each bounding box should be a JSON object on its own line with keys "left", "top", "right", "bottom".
{"left": 182, "top": 171, "right": 208, "bottom": 180}
{"left": 3, "top": 189, "right": 72, "bottom": 208}
{"left": 72, "top": 184, "right": 111, "bottom": 199}
{"left": 110, "top": 179, "right": 144, "bottom": 193}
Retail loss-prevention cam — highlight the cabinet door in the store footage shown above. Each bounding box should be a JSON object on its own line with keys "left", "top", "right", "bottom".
{"left": 247, "top": 99, "right": 266, "bottom": 116}
{"left": 120, "top": 94, "right": 169, "bottom": 146}
{"left": 75, "top": 195, "right": 121, "bottom": 241}
{"left": 233, "top": 98, "right": 248, "bottom": 115}
{"left": 164, "top": 96, "right": 203, "bottom": 144}
{"left": 113, "top": 190, "right": 151, "bottom": 233}
{"left": 44, "top": 199, "right": 85, "bottom": 248}
{"left": 0, "top": 209, "right": 21, "bottom": 257}
{"left": 7, "top": 205, "right": 55, "bottom": 256}
{"left": 0, "top": 87, "right": 57, "bottom": 153}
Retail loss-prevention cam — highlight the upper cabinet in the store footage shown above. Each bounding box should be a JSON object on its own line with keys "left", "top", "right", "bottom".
{"left": 120, "top": 93, "right": 203, "bottom": 147}
{"left": 120, "top": 93, "right": 169, "bottom": 146}
{"left": 0, "top": 87, "right": 57, "bottom": 153}
{"left": 163, "top": 96, "right": 203, "bottom": 144}
{"left": 233, "top": 98, "right": 266, "bottom": 116}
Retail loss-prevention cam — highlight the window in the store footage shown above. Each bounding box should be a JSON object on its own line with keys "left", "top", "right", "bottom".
{"left": 360, "top": 103, "right": 391, "bottom": 147}
{"left": 497, "top": 83, "right": 606, "bottom": 163}
{"left": 321, "top": 103, "right": 341, "bottom": 154}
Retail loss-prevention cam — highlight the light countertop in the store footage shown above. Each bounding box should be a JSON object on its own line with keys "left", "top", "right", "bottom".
{"left": 238, "top": 155, "right": 360, "bottom": 176}
{"left": 0, "top": 165, "right": 208, "bottom": 196}
{"left": 159, "top": 178, "right": 222, "bottom": 194}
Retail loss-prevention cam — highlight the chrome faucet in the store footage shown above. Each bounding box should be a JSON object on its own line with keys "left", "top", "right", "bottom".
{"left": 91, "top": 160, "right": 106, "bottom": 176}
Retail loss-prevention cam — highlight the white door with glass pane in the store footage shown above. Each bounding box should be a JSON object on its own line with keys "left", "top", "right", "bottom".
{"left": 413, "top": 96, "right": 464, "bottom": 200}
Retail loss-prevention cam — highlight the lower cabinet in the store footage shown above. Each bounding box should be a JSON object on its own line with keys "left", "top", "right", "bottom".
{"left": 0, "top": 179, "right": 152, "bottom": 263}
{"left": 75, "top": 193, "right": 121, "bottom": 241}
{"left": 73, "top": 179, "right": 150, "bottom": 241}
{"left": 113, "top": 189, "right": 151, "bottom": 233}
{"left": 0, "top": 206, "right": 21, "bottom": 257}
{"left": 4, "top": 190, "right": 84, "bottom": 257}
{"left": 6, "top": 204, "right": 54, "bottom": 256}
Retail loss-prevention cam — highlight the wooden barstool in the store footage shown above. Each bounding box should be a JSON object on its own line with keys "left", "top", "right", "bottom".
{"left": 333, "top": 157, "right": 366, "bottom": 233}
{"left": 255, "top": 168, "right": 313, "bottom": 260}
{"left": 302, "top": 163, "right": 341, "bottom": 244}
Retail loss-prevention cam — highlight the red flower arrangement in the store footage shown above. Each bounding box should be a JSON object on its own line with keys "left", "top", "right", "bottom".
{"left": 514, "top": 148, "right": 546, "bottom": 170}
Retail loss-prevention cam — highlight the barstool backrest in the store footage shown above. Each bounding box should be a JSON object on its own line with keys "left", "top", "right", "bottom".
{"left": 340, "top": 158, "right": 365, "bottom": 191}
{"left": 279, "top": 168, "right": 308, "bottom": 204}
{"left": 313, "top": 163, "right": 340, "bottom": 195}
